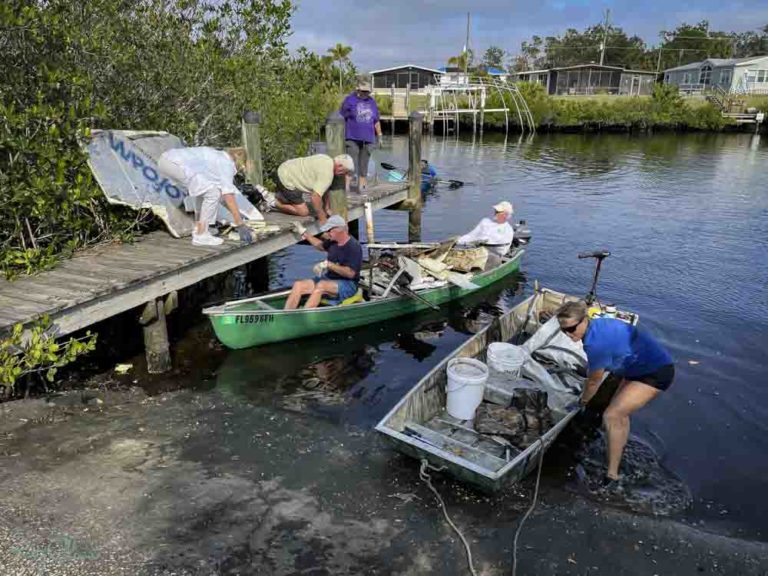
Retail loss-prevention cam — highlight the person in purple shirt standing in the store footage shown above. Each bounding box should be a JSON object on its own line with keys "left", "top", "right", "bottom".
{"left": 556, "top": 300, "right": 675, "bottom": 491}
{"left": 340, "top": 81, "right": 382, "bottom": 193}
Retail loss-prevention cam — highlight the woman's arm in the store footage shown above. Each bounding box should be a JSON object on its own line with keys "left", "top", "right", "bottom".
{"left": 580, "top": 369, "right": 606, "bottom": 405}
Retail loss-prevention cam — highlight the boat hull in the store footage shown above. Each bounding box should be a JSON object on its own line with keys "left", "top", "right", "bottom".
{"left": 205, "top": 249, "right": 523, "bottom": 349}
{"left": 376, "top": 287, "right": 584, "bottom": 491}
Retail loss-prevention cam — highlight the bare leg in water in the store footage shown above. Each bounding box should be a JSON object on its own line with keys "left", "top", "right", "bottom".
{"left": 602, "top": 380, "right": 660, "bottom": 479}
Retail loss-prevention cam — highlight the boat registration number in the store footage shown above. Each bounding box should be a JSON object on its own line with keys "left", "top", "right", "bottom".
{"left": 235, "top": 314, "right": 274, "bottom": 324}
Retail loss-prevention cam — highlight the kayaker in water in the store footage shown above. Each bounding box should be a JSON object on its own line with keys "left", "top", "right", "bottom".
{"left": 285, "top": 215, "right": 362, "bottom": 309}
{"left": 420, "top": 160, "right": 437, "bottom": 193}
{"left": 556, "top": 300, "right": 675, "bottom": 492}
{"left": 457, "top": 201, "right": 515, "bottom": 267}
{"left": 259, "top": 154, "right": 354, "bottom": 226}
{"left": 340, "top": 81, "right": 382, "bottom": 193}
{"left": 157, "top": 146, "right": 254, "bottom": 247}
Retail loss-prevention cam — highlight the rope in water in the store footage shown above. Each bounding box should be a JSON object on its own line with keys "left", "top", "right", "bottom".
{"left": 512, "top": 438, "right": 546, "bottom": 576}
{"left": 419, "top": 460, "right": 478, "bottom": 576}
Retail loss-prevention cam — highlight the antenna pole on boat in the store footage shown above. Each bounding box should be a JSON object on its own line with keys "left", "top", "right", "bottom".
{"left": 578, "top": 250, "right": 611, "bottom": 304}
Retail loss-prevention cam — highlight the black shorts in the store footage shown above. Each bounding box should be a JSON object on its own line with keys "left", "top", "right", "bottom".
{"left": 275, "top": 186, "right": 316, "bottom": 216}
{"left": 632, "top": 364, "right": 675, "bottom": 391}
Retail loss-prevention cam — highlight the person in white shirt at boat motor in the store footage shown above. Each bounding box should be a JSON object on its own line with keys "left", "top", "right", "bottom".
{"left": 157, "top": 146, "right": 254, "bottom": 247}
{"left": 259, "top": 154, "right": 355, "bottom": 226}
{"left": 284, "top": 215, "right": 363, "bottom": 310}
{"left": 457, "top": 201, "right": 515, "bottom": 269}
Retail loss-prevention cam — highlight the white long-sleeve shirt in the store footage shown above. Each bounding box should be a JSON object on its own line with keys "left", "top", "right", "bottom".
{"left": 457, "top": 217, "right": 514, "bottom": 257}
{"left": 158, "top": 147, "right": 239, "bottom": 198}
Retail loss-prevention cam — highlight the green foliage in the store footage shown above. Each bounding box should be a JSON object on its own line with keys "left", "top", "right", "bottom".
{"left": 0, "top": 317, "right": 97, "bottom": 398}
{"left": 1, "top": 0, "right": 339, "bottom": 278}
{"left": 517, "top": 20, "right": 768, "bottom": 72}
{"left": 482, "top": 46, "right": 506, "bottom": 70}
{"left": 473, "top": 82, "right": 732, "bottom": 132}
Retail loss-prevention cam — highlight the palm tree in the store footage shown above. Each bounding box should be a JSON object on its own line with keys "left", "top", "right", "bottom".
{"left": 327, "top": 43, "right": 353, "bottom": 93}
{"left": 447, "top": 49, "right": 473, "bottom": 73}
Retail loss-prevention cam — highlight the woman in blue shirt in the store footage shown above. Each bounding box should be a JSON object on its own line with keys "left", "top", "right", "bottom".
{"left": 556, "top": 301, "right": 674, "bottom": 489}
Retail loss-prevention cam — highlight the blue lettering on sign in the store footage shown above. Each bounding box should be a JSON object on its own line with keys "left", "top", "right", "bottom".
{"left": 108, "top": 133, "right": 184, "bottom": 202}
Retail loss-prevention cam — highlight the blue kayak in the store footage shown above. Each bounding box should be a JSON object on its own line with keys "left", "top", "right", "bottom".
{"left": 386, "top": 169, "right": 437, "bottom": 195}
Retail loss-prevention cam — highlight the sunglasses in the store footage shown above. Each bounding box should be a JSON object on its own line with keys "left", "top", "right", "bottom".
{"left": 560, "top": 319, "right": 583, "bottom": 334}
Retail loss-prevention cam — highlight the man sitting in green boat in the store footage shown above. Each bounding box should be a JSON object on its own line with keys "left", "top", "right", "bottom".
{"left": 457, "top": 200, "right": 515, "bottom": 269}
{"left": 285, "top": 215, "right": 362, "bottom": 309}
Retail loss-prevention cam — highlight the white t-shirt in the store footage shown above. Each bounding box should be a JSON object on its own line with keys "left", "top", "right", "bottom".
{"left": 159, "top": 147, "right": 239, "bottom": 198}
{"left": 457, "top": 217, "right": 514, "bottom": 256}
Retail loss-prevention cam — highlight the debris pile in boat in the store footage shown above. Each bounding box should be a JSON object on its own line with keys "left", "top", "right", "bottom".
{"left": 475, "top": 388, "right": 556, "bottom": 450}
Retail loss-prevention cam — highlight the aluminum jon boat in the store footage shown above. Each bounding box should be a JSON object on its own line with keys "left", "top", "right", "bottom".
{"left": 375, "top": 287, "right": 634, "bottom": 492}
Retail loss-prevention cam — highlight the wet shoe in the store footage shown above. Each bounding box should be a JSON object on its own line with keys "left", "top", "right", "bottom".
{"left": 597, "top": 475, "right": 625, "bottom": 496}
{"left": 192, "top": 231, "right": 224, "bottom": 246}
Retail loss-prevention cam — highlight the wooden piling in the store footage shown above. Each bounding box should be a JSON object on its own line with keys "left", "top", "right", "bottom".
{"left": 241, "top": 111, "right": 263, "bottom": 185}
{"left": 325, "top": 111, "right": 348, "bottom": 220}
{"left": 140, "top": 298, "right": 171, "bottom": 373}
{"left": 408, "top": 111, "right": 424, "bottom": 205}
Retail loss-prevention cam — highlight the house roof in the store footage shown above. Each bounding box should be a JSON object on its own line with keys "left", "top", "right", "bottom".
{"left": 664, "top": 55, "right": 768, "bottom": 73}
{"left": 486, "top": 67, "right": 507, "bottom": 75}
{"left": 369, "top": 64, "right": 443, "bottom": 75}
{"left": 516, "top": 64, "right": 655, "bottom": 75}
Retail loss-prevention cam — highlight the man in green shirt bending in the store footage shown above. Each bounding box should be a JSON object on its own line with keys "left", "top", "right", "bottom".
{"left": 261, "top": 154, "right": 354, "bottom": 225}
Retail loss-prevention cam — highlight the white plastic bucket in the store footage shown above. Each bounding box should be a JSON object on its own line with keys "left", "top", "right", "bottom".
{"left": 487, "top": 343, "right": 527, "bottom": 379}
{"left": 446, "top": 358, "right": 489, "bottom": 421}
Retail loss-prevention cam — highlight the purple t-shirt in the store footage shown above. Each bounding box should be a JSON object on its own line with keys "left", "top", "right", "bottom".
{"left": 340, "top": 92, "right": 380, "bottom": 143}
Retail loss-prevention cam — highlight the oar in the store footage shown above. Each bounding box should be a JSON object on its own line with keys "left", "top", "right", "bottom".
{"left": 380, "top": 162, "right": 465, "bottom": 189}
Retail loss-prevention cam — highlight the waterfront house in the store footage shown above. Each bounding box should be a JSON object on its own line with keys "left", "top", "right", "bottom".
{"left": 369, "top": 65, "right": 442, "bottom": 94}
{"left": 514, "top": 64, "right": 657, "bottom": 96}
{"left": 662, "top": 56, "right": 768, "bottom": 94}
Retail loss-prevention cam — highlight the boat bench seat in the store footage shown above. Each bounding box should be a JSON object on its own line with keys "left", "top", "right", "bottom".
{"left": 320, "top": 288, "right": 364, "bottom": 307}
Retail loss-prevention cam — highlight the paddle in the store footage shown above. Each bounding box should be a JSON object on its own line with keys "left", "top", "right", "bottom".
{"left": 380, "top": 162, "right": 465, "bottom": 189}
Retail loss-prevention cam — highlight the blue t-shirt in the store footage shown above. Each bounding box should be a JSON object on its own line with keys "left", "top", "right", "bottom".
{"left": 323, "top": 237, "right": 362, "bottom": 282}
{"left": 583, "top": 318, "right": 673, "bottom": 378}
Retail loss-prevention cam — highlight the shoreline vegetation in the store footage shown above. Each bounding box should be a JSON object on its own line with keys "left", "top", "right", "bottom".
{"left": 375, "top": 83, "right": 768, "bottom": 133}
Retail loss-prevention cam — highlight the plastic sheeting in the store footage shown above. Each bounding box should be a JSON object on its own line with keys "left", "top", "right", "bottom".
{"left": 86, "top": 130, "right": 261, "bottom": 238}
{"left": 517, "top": 315, "right": 589, "bottom": 413}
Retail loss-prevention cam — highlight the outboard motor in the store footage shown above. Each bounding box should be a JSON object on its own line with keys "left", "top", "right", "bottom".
{"left": 513, "top": 220, "right": 532, "bottom": 246}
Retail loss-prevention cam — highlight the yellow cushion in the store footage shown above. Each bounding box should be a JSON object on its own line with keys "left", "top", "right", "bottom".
{"left": 321, "top": 288, "right": 364, "bottom": 307}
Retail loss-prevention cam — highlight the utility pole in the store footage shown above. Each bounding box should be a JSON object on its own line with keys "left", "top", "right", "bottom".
{"left": 656, "top": 47, "right": 663, "bottom": 74}
{"left": 464, "top": 12, "right": 471, "bottom": 78}
{"left": 599, "top": 9, "right": 610, "bottom": 66}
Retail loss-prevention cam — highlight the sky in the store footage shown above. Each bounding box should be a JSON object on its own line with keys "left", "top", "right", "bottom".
{"left": 287, "top": 0, "right": 768, "bottom": 71}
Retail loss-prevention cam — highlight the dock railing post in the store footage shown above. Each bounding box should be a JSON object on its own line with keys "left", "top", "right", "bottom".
{"left": 325, "top": 111, "right": 348, "bottom": 221}
{"left": 407, "top": 111, "right": 423, "bottom": 242}
{"left": 241, "top": 111, "right": 263, "bottom": 186}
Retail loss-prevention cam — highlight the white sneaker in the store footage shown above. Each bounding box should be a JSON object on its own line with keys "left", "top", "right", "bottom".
{"left": 192, "top": 231, "right": 224, "bottom": 246}
{"left": 255, "top": 184, "right": 277, "bottom": 210}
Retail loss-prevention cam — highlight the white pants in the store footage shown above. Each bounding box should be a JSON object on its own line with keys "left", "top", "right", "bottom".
{"left": 158, "top": 155, "right": 221, "bottom": 227}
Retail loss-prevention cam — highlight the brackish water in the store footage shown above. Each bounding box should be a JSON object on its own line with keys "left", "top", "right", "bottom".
{"left": 213, "top": 132, "right": 767, "bottom": 541}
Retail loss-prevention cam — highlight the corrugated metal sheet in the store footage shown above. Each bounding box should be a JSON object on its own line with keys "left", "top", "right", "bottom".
{"left": 86, "top": 130, "right": 260, "bottom": 238}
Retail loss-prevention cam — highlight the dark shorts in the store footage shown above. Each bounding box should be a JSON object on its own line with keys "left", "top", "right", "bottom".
{"left": 631, "top": 364, "right": 675, "bottom": 391}
{"left": 275, "top": 185, "right": 316, "bottom": 216}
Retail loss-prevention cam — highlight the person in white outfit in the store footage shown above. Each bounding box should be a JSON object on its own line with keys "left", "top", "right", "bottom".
{"left": 457, "top": 201, "right": 515, "bottom": 264}
{"left": 158, "top": 146, "right": 253, "bottom": 246}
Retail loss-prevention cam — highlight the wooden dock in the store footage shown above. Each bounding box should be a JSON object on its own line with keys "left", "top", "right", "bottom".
{"left": 1, "top": 108, "right": 430, "bottom": 373}
{"left": 0, "top": 183, "right": 407, "bottom": 340}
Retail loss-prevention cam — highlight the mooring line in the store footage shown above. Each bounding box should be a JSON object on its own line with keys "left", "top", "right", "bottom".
{"left": 512, "top": 438, "right": 546, "bottom": 576}
{"left": 419, "top": 459, "right": 479, "bottom": 576}
{"left": 418, "top": 436, "right": 546, "bottom": 576}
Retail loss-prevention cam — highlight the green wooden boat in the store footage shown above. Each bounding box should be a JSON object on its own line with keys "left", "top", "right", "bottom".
{"left": 203, "top": 248, "right": 524, "bottom": 349}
